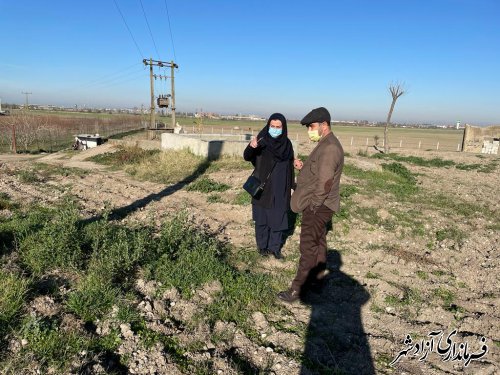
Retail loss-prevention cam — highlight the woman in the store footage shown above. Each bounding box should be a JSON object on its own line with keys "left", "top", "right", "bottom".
{"left": 243, "top": 113, "right": 294, "bottom": 259}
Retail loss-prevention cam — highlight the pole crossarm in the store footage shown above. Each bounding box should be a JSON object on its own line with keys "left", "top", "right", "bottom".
{"left": 143, "top": 59, "right": 178, "bottom": 69}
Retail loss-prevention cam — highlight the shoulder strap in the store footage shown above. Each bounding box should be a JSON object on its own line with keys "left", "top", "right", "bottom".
{"left": 261, "top": 160, "right": 277, "bottom": 187}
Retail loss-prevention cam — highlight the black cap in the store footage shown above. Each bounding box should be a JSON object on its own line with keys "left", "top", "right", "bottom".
{"left": 300, "top": 107, "right": 331, "bottom": 126}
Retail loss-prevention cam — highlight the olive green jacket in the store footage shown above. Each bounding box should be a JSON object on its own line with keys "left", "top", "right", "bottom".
{"left": 291, "top": 132, "right": 344, "bottom": 213}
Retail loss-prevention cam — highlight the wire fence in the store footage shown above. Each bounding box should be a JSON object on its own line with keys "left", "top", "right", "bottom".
{"left": 184, "top": 126, "right": 464, "bottom": 153}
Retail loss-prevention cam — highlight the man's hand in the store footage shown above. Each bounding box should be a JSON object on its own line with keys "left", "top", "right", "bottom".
{"left": 249, "top": 136, "right": 259, "bottom": 148}
{"left": 294, "top": 158, "right": 303, "bottom": 170}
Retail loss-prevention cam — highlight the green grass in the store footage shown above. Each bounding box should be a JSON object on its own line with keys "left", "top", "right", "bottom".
{"left": 0, "top": 271, "right": 30, "bottom": 338}
{"left": 372, "top": 153, "right": 455, "bottom": 168}
{"left": 381, "top": 162, "right": 417, "bottom": 185}
{"left": 0, "top": 192, "right": 18, "bottom": 210}
{"left": 207, "top": 193, "right": 225, "bottom": 203}
{"left": 17, "top": 169, "right": 42, "bottom": 183}
{"left": 146, "top": 213, "right": 278, "bottom": 324}
{"left": 17, "top": 315, "right": 88, "bottom": 372}
{"left": 90, "top": 146, "right": 211, "bottom": 184}
{"left": 108, "top": 128, "right": 145, "bottom": 139}
{"left": 416, "top": 271, "right": 429, "bottom": 280}
{"left": 433, "top": 287, "right": 455, "bottom": 307}
{"left": 186, "top": 177, "right": 230, "bottom": 193}
{"left": 66, "top": 272, "right": 119, "bottom": 322}
{"left": 32, "top": 162, "right": 86, "bottom": 178}
{"left": 384, "top": 286, "right": 422, "bottom": 308}
{"left": 89, "top": 145, "right": 160, "bottom": 166}
{"left": 19, "top": 201, "right": 84, "bottom": 275}
{"left": 343, "top": 163, "right": 418, "bottom": 199}
{"left": 233, "top": 191, "right": 252, "bottom": 205}
{"left": 435, "top": 227, "right": 467, "bottom": 246}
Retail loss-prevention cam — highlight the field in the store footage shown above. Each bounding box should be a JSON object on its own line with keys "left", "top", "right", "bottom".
{"left": 0, "top": 129, "right": 498, "bottom": 374}
{"left": 175, "top": 117, "right": 464, "bottom": 152}
{"left": 0, "top": 110, "right": 464, "bottom": 154}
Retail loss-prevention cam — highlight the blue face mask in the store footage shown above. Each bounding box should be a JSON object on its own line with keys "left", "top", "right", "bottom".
{"left": 268, "top": 127, "right": 283, "bottom": 138}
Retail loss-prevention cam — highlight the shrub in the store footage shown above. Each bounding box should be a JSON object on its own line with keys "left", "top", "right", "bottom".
{"left": 66, "top": 272, "right": 118, "bottom": 323}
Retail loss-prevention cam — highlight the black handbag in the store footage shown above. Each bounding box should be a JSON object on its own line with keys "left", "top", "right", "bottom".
{"left": 243, "top": 161, "right": 277, "bottom": 198}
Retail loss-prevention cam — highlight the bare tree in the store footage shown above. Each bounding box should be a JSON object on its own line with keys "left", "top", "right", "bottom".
{"left": 3, "top": 111, "right": 52, "bottom": 152}
{"left": 384, "top": 82, "right": 406, "bottom": 153}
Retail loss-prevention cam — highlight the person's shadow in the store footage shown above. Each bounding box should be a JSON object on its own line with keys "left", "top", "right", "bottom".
{"left": 300, "top": 249, "right": 375, "bottom": 375}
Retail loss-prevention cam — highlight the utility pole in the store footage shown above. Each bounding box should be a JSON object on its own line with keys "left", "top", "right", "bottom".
{"left": 149, "top": 59, "right": 154, "bottom": 129}
{"left": 12, "top": 124, "right": 17, "bottom": 153}
{"left": 21, "top": 91, "right": 32, "bottom": 109}
{"left": 142, "top": 58, "right": 178, "bottom": 130}
{"left": 170, "top": 60, "right": 176, "bottom": 129}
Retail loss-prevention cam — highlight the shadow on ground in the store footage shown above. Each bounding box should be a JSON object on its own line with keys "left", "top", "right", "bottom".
{"left": 300, "top": 249, "right": 375, "bottom": 375}
{"left": 81, "top": 142, "right": 223, "bottom": 224}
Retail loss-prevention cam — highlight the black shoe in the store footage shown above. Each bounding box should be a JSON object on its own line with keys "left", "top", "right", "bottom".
{"left": 259, "top": 248, "right": 271, "bottom": 257}
{"left": 277, "top": 288, "right": 300, "bottom": 303}
{"left": 271, "top": 251, "right": 284, "bottom": 260}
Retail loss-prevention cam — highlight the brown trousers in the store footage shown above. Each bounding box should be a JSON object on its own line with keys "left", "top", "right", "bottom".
{"left": 291, "top": 204, "right": 333, "bottom": 292}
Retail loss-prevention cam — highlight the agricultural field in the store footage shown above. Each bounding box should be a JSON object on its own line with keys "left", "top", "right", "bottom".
{"left": 174, "top": 117, "right": 464, "bottom": 152}
{"left": 0, "top": 133, "right": 498, "bottom": 374}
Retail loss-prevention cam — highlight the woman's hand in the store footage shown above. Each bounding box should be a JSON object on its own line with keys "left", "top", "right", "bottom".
{"left": 294, "top": 158, "right": 303, "bottom": 170}
{"left": 249, "top": 136, "right": 259, "bottom": 148}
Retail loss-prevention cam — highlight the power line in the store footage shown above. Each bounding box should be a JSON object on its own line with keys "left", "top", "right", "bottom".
{"left": 163, "top": 0, "right": 177, "bottom": 62}
{"left": 139, "top": 0, "right": 161, "bottom": 60}
{"left": 87, "top": 69, "right": 148, "bottom": 89}
{"left": 113, "top": 0, "right": 144, "bottom": 59}
{"left": 82, "top": 62, "right": 143, "bottom": 87}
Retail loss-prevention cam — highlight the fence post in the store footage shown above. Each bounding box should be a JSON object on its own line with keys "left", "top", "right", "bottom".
{"left": 296, "top": 133, "right": 299, "bottom": 141}
{"left": 457, "top": 143, "right": 460, "bottom": 152}
{"left": 366, "top": 137, "right": 369, "bottom": 146}
{"left": 400, "top": 140, "right": 402, "bottom": 148}
{"left": 436, "top": 142, "right": 439, "bottom": 150}
{"left": 350, "top": 137, "right": 353, "bottom": 146}
{"left": 418, "top": 141, "right": 421, "bottom": 149}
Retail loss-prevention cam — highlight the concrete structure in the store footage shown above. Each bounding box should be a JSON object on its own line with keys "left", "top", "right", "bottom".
{"left": 462, "top": 125, "right": 500, "bottom": 154}
{"left": 161, "top": 133, "right": 298, "bottom": 160}
{"left": 108, "top": 138, "right": 161, "bottom": 150}
{"left": 75, "top": 134, "right": 103, "bottom": 149}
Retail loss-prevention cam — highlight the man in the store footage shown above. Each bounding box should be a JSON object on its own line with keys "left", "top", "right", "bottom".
{"left": 278, "top": 107, "right": 344, "bottom": 303}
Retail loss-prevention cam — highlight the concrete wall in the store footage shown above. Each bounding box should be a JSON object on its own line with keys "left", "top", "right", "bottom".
{"left": 462, "top": 125, "right": 500, "bottom": 154}
{"left": 108, "top": 139, "right": 161, "bottom": 150}
{"left": 161, "top": 133, "right": 298, "bottom": 160}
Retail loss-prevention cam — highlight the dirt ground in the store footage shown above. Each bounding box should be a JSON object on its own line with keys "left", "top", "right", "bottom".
{"left": 0, "top": 142, "right": 498, "bottom": 375}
